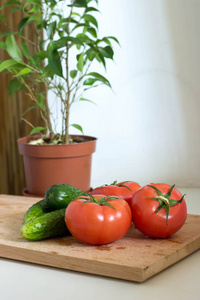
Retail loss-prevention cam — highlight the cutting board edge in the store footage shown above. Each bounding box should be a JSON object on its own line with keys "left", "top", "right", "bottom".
{"left": 0, "top": 243, "right": 146, "bottom": 282}
{"left": 1, "top": 236, "right": 200, "bottom": 283}
{"left": 142, "top": 236, "right": 200, "bottom": 281}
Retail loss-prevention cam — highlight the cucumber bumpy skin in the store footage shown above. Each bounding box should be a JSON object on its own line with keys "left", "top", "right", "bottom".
{"left": 21, "top": 208, "right": 70, "bottom": 241}
{"left": 23, "top": 199, "right": 50, "bottom": 224}
{"left": 45, "top": 184, "right": 87, "bottom": 210}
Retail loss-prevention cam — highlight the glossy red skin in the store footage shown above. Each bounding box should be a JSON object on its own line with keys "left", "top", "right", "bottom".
{"left": 65, "top": 195, "right": 132, "bottom": 245}
{"left": 90, "top": 181, "right": 141, "bottom": 206}
{"left": 130, "top": 183, "right": 187, "bottom": 238}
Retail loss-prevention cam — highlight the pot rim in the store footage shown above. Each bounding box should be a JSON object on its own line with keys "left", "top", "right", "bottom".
{"left": 17, "top": 134, "right": 97, "bottom": 158}
{"left": 17, "top": 134, "right": 97, "bottom": 145}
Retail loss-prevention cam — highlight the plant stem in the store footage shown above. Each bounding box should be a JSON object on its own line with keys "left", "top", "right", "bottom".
{"left": 43, "top": 82, "right": 53, "bottom": 136}
{"left": 34, "top": 13, "right": 53, "bottom": 138}
{"left": 64, "top": 7, "right": 73, "bottom": 144}
{"left": 17, "top": 73, "right": 50, "bottom": 133}
{"left": 65, "top": 42, "right": 70, "bottom": 144}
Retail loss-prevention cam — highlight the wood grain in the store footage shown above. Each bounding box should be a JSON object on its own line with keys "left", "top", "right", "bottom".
{"left": 0, "top": 194, "right": 200, "bottom": 282}
{"left": 0, "top": 1, "right": 45, "bottom": 195}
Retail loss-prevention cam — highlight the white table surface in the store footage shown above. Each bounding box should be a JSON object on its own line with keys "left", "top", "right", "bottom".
{"left": 0, "top": 187, "right": 200, "bottom": 300}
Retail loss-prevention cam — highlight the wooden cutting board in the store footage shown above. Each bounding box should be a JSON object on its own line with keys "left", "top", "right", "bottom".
{"left": 0, "top": 194, "right": 200, "bottom": 282}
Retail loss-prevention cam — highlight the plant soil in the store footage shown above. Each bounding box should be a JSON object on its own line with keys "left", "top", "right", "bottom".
{"left": 28, "top": 134, "right": 91, "bottom": 145}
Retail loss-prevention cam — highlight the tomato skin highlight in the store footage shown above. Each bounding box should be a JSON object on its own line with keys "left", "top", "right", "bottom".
{"left": 65, "top": 195, "right": 132, "bottom": 245}
{"left": 130, "top": 183, "right": 187, "bottom": 238}
{"left": 90, "top": 181, "right": 141, "bottom": 206}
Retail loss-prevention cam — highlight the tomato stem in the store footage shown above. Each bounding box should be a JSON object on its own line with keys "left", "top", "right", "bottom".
{"left": 156, "top": 195, "right": 169, "bottom": 205}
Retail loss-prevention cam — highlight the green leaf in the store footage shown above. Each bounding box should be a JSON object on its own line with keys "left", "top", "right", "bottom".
{"left": 71, "top": 124, "right": 84, "bottom": 134}
{"left": 24, "top": 0, "right": 41, "bottom": 7}
{"left": 0, "top": 0, "right": 20, "bottom": 10}
{"left": 17, "top": 15, "right": 39, "bottom": 31}
{"left": 77, "top": 52, "right": 84, "bottom": 72}
{"left": 48, "top": 37, "right": 83, "bottom": 51}
{"left": 11, "top": 7, "right": 21, "bottom": 13}
{"left": 83, "top": 78, "right": 97, "bottom": 86}
{"left": 70, "top": 70, "right": 78, "bottom": 79}
{"left": 5, "top": 35, "right": 22, "bottom": 60}
{"left": 96, "top": 52, "right": 106, "bottom": 68}
{"left": 17, "top": 17, "right": 30, "bottom": 32}
{"left": 0, "top": 32, "right": 15, "bottom": 39}
{"left": 86, "top": 49, "right": 96, "bottom": 61}
{"left": 71, "top": 22, "right": 88, "bottom": 32}
{"left": 0, "top": 59, "right": 23, "bottom": 72}
{"left": 0, "top": 41, "right": 6, "bottom": 50}
{"left": 21, "top": 104, "right": 38, "bottom": 117}
{"left": 87, "top": 27, "right": 97, "bottom": 38}
{"left": 68, "top": 0, "right": 87, "bottom": 8}
{"left": 83, "top": 14, "right": 98, "bottom": 28}
{"left": 60, "top": 17, "right": 78, "bottom": 26}
{"left": 100, "top": 46, "right": 114, "bottom": 59}
{"left": 30, "top": 127, "right": 48, "bottom": 135}
{"left": 0, "top": 13, "right": 6, "bottom": 23}
{"left": 47, "top": 21, "right": 57, "bottom": 39}
{"left": 33, "top": 50, "right": 48, "bottom": 60}
{"left": 48, "top": 49, "right": 63, "bottom": 77}
{"left": 87, "top": 72, "right": 111, "bottom": 87}
{"left": 28, "top": 14, "right": 39, "bottom": 23}
{"left": 102, "top": 37, "right": 111, "bottom": 46}
{"left": 41, "top": 64, "right": 54, "bottom": 78}
{"left": 37, "top": 92, "right": 46, "bottom": 109}
{"left": 85, "top": 7, "right": 99, "bottom": 13}
{"left": 75, "top": 33, "right": 91, "bottom": 44}
{"left": 19, "top": 42, "right": 30, "bottom": 57}
{"left": 83, "top": 75, "right": 111, "bottom": 88}
{"left": 8, "top": 78, "right": 23, "bottom": 97}
{"left": 107, "top": 36, "right": 120, "bottom": 45}
{"left": 28, "top": 5, "right": 41, "bottom": 13}
{"left": 80, "top": 97, "right": 96, "bottom": 105}
{"left": 40, "top": 19, "right": 47, "bottom": 29}
{"left": 14, "top": 67, "right": 32, "bottom": 76}
{"left": 71, "top": 12, "right": 81, "bottom": 17}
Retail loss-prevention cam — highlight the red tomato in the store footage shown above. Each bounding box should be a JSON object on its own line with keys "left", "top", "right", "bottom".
{"left": 130, "top": 183, "right": 187, "bottom": 238}
{"left": 65, "top": 194, "right": 132, "bottom": 245}
{"left": 90, "top": 181, "right": 141, "bottom": 206}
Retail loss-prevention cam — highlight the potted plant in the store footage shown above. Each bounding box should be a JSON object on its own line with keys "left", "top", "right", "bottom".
{"left": 0, "top": 0, "right": 119, "bottom": 196}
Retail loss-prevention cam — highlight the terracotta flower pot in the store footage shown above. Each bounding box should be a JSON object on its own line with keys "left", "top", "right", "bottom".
{"left": 17, "top": 135, "right": 97, "bottom": 197}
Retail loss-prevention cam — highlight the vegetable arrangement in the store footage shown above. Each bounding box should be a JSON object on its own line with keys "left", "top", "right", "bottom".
{"left": 21, "top": 181, "right": 187, "bottom": 245}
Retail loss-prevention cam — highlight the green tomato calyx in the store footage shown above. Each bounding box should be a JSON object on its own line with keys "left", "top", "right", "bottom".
{"left": 147, "top": 184, "right": 186, "bottom": 225}
{"left": 111, "top": 180, "right": 132, "bottom": 191}
{"left": 111, "top": 180, "right": 118, "bottom": 186}
{"left": 80, "top": 194, "right": 119, "bottom": 210}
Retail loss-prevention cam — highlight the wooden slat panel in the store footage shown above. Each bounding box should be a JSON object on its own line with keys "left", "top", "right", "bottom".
{"left": 0, "top": 1, "right": 46, "bottom": 195}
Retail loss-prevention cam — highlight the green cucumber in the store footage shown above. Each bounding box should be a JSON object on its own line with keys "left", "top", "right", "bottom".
{"left": 45, "top": 184, "right": 87, "bottom": 210}
{"left": 23, "top": 199, "right": 50, "bottom": 224}
{"left": 21, "top": 208, "right": 69, "bottom": 241}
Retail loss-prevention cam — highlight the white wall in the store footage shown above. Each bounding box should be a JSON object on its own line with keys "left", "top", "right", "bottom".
{"left": 51, "top": 0, "right": 200, "bottom": 188}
